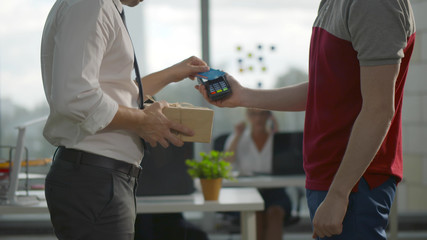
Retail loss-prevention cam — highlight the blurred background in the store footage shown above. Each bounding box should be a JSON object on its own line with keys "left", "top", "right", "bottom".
{"left": 0, "top": 0, "right": 426, "bottom": 229}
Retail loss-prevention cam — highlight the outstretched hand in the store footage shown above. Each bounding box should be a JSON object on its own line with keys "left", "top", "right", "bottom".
{"left": 170, "top": 56, "right": 210, "bottom": 82}
{"left": 194, "top": 73, "right": 245, "bottom": 108}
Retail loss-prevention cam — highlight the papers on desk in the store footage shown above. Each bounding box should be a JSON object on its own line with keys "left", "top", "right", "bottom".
{"left": 18, "top": 173, "right": 46, "bottom": 179}
{"left": 138, "top": 194, "right": 195, "bottom": 202}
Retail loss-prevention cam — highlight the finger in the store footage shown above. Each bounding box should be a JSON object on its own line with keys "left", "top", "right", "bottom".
{"left": 318, "top": 222, "right": 342, "bottom": 237}
{"left": 196, "top": 73, "right": 208, "bottom": 78}
{"left": 189, "top": 73, "right": 205, "bottom": 80}
{"left": 195, "top": 85, "right": 206, "bottom": 96}
{"left": 165, "top": 130, "right": 184, "bottom": 147}
{"left": 189, "top": 56, "right": 208, "bottom": 66}
{"left": 312, "top": 222, "right": 326, "bottom": 238}
{"left": 148, "top": 140, "right": 157, "bottom": 148}
{"left": 170, "top": 122, "right": 194, "bottom": 137}
{"left": 157, "top": 100, "right": 169, "bottom": 109}
{"left": 330, "top": 224, "right": 343, "bottom": 236}
{"left": 195, "top": 84, "right": 206, "bottom": 98}
{"left": 312, "top": 232, "right": 317, "bottom": 239}
{"left": 158, "top": 138, "right": 170, "bottom": 148}
{"left": 192, "top": 65, "right": 209, "bottom": 73}
{"left": 313, "top": 229, "right": 326, "bottom": 239}
{"left": 198, "top": 85, "right": 210, "bottom": 101}
{"left": 168, "top": 136, "right": 184, "bottom": 147}
{"left": 313, "top": 225, "right": 334, "bottom": 238}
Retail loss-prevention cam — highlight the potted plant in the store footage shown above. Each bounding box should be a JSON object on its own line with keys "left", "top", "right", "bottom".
{"left": 185, "top": 150, "right": 235, "bottom": 201}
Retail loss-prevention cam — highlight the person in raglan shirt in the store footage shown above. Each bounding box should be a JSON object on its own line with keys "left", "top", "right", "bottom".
{"left": 40, "top": 0, "right": 209, "bottom": 239}
{"left": 196, "top": 0, "right": 416, "bottom": 239}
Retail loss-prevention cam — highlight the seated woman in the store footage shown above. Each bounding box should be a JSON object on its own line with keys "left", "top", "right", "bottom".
{"left": 224, "top": 108, "right": 292, "bottom": 240}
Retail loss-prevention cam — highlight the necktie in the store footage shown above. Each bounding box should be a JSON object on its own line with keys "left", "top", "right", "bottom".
{"left": 119, "top": 10, "right": 144, "bottom": 109}
{"left": 119, "top": 9, "right": 147, "bottom": 150}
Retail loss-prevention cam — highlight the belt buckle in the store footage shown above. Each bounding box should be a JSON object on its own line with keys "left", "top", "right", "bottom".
{"left": 136, "top": 165, "right": 142, "bottom": 179}
{"left": 129, "top": 165, "right": 142, "bottom": 178}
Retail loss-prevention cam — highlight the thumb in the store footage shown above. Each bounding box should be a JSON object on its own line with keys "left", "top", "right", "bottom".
{"left": 312, "top": 232, "right": 318, "bottom": 239}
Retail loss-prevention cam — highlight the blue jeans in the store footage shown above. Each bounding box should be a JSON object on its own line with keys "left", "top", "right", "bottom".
{"left": 306, "top": 177, "right": 397, "bottom": 240}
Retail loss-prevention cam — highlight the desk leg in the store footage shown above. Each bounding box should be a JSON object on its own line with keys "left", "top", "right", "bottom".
{"left": 389, "top": 191, "right": 398, "bottom": 240}
{"left": 241, "top": 211, "right": 256, "bottom": 240}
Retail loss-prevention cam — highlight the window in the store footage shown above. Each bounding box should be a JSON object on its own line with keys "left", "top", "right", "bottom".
{"left": 0, "top": 1, "right": 54, "bottom": 159}
{"left": 209, "top": 0, "right": 318, "bottom": 137}
{"left": 135, "top": 0, "right": 203, "bottom": 105}
{"left": 0, "top": 0, "right": 318, "bottom": 159}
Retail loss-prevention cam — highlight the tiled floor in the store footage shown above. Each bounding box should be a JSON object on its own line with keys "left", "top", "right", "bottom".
{"left": 2, "top": 232, "right": 427, "bottom": 240}
{"left": 1, "top": 211, "right": 427, "bottom": 240}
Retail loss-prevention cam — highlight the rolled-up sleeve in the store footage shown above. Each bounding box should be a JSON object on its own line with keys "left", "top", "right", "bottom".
{"left": 50, "top": 0, "right": 118, "bottom": 134}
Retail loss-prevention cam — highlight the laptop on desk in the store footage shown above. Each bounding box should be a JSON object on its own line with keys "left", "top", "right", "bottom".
{"left": 136, "top": 142, "right": 195, "bottom": 197}
{"left": 271, "top": 132, "right": 305, "bottom": 176}
{"left": 212, "top": 131, "right": 305, "bottom": 176}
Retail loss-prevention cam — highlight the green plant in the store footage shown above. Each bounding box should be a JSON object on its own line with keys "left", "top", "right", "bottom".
{"left": 185, "top": 150, "right": 235, "bottom": 180}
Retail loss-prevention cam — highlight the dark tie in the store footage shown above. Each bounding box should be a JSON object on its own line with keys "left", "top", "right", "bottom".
{"left": 119, "top": 9, "right": 147, "bottom": 150}
{"left": 119, "top": 10, "right": 144, "bottom": 109}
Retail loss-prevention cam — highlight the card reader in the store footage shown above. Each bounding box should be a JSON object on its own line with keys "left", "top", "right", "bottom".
{"left": 197, "top": 69, "right": 232, "bottom": 101}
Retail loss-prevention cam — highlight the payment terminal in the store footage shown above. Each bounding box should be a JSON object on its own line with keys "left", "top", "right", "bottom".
{"left": 197, "top": 69, "right": 232, "bottom": 101}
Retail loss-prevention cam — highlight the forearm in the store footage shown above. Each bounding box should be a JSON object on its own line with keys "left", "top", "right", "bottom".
{"left": 104, "top": 105, "right": 144, "bottom": 132}
{"left": 141, "top": 66, "right": 177, "bottom": 99}
{"left": 239, "top": 82, "right": 308, "bottom": 111}
{"left": 328, "top": 64, "right": 399, "bottom": 198}
{"left": 224, "top": 134, "right": 242, "bottom": 163}
{"left": 141, "top": 56, "right": 209, "bottom": 99}
{"left": 330, "top": 108, "right": 393, "bottom": 197}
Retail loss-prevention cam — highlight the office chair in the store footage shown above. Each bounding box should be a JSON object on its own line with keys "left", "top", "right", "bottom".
{"left": 135, "top": 143, "right": 208, "bottom": 240}
{"left": 213, "top": 133, "right": 229, "bottom": 152}
{"left": 272, "top": 132, "right": 305, "bottom": 226}
{"left": 212, "top": 132, "right": 305, "bottom": 228}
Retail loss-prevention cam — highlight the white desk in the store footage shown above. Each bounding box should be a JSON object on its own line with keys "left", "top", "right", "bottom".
{"left": 0, "top": 188, "right": 264, "bottom": 240}
{"left": 223, "top": 175, "right": 306, "bottom": 188}
{"left": 138, "top": 188, "right": 263, "bottom": 240}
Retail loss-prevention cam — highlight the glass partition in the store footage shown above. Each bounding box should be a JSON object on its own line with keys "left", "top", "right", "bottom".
{"left": 209, "top": 0, "right": 318, "bottom": 139}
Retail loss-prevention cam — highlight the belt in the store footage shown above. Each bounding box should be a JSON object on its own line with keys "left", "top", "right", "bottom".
{"left": 55, "top": 146, "right": 141, "bottom": 178}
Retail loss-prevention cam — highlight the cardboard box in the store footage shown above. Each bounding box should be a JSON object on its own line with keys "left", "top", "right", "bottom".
{"left": 163, "top": 104, "right": 214, "bottom": 143}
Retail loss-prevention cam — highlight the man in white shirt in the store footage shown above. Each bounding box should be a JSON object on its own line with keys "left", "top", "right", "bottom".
{"left": 41, "top": 0, "right": 209, "bottom": 239}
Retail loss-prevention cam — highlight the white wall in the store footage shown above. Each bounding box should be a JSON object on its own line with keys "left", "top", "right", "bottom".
{"left": 400, "top": 0, "right": 427, "bottom": 212}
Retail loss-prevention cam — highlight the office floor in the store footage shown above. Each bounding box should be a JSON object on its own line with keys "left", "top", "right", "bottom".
{"left": 2, "top": 212, "right": 425, "bottom": 239}
{"left": 2, "top": 232, "right": 427, "bottom": 240}
{"left": 2, "top": 217, "right": 427, "bottom": 240}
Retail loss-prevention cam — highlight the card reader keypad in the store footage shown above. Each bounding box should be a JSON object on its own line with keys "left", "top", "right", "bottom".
{"left": 197, "top": 73, "right": 231, "bottom": 100}
{"left": 209, "top": 81, "right": 229, "bottom": 95}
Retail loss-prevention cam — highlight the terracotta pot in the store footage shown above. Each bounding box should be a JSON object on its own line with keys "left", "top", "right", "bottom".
{"left": 200, "top": 178, "right": 222, "bottom": 201}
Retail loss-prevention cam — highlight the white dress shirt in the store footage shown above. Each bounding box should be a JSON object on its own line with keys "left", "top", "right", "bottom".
{"left": 224, "top": 128, "right": 273, "bottom": 176}
{"left": 41, "top": 0, "right": 143, "bottom": 165}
